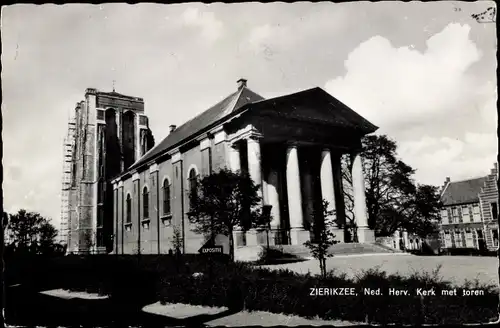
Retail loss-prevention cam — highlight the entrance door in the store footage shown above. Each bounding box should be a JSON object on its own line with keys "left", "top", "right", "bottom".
{"left": 477, "top": 230, "right": 486, "bottom": 253}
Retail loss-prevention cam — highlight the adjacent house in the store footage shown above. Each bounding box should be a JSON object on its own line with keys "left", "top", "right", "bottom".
{"left": 479, "top": 163, "right": 499, "bottom": 250}
{"left": 439, "top": 162, "right": 499, "bottom": 252}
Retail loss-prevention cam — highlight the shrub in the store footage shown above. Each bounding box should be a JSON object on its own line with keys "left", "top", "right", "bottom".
{"left": 7, "top": 254, "right": 499, "bottom": 325}
{"left": 254, "top": 247, "right": 303, "bottom": 265}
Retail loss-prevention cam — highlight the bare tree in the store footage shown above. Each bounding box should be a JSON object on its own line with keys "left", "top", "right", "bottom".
{"left": 341, "top": 154, "right": 358, "bottom": 242}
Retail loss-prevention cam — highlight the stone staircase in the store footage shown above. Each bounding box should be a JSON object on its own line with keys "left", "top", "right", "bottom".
{"left": 234, "top": 242, "right": 402, "bottom": 262}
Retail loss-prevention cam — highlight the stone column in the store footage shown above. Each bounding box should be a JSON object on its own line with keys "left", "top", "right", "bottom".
{"left": 301, "top": 163, "right": 315, "bottom": 235}
{"left": 286, "top": 144, "right": 308, "bottom": 245}
{"left": 228, "top": 142, "right": 241, "bottom": 172}
{"left": 351, "top": 153, "right": 375, "bottom": 243}
{"left": 320, "top": 149, "right": 344, "bottom": 243}
{"left": 247, "top": 137, "right": 263, "bottom": 196}
{"left": 228, "top": 142, "right": 244, "bottom": 247}
{"left": 246, "top": 137, "right": 263, "bottom": 246}
{"left": 267, "top": 169, "right": 281, "bottom": 229}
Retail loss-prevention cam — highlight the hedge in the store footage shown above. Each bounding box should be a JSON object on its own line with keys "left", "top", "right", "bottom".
{"left": 5, "top": 254, "right": 499, "bottom": 325}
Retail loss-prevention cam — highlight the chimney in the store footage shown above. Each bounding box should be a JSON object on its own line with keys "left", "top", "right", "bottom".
{"left": 169, "top": 125, "right": 177, "bottom": 133}
{"left": 237, "top": 78, "right": 247, "bottom": 90}
{"left": 440, "top": 177, "right": 451, "bottom": 196}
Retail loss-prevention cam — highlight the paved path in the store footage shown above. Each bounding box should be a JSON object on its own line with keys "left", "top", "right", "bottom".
{"left": 144, "top": 301, "right": 364, "bottom": 327}
{"left": 27, "top": 290, "right": 363, "bottom": 327}
{"left": 41, "top": 288, "right": 109, "bottom": 300}
{"left": 259, "top": 255, "right": 498, "bottom": 286}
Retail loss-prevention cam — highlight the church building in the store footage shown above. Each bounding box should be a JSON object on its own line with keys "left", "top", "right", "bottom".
{"left": 111, "top": 79, "right": 378, "bottom": 254}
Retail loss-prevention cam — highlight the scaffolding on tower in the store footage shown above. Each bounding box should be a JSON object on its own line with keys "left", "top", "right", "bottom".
{"left": 60, "top": 116, "right": 76, "bottom": 247}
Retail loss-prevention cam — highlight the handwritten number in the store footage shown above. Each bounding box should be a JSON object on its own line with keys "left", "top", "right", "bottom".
{"left": 454, "top": 7, "right": 461, "bottom": 12}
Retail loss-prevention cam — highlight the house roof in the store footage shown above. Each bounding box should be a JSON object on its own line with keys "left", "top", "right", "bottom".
{"left": 127, "top": 86, "right": 264, "bottom": 171}
{"left": 440, "top": 177, "right": 487, "bottom": 206}
{"left": 124, "top": 85, "right": 378, "bottom": 175}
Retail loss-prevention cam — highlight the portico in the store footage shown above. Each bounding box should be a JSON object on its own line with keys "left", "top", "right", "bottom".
{"left": 224, "top": 87, "right": 377, "bottom": 246}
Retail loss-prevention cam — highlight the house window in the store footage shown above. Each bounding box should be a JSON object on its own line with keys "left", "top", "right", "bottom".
{"left": 472, "top": 205, "right": 481, "bottom": 222}
{"left": 462, "top": 206, "right": 470, "bottom": 223}
{"left": 143, "top": 186, "right": 149, "bottom": 219}
{"left": 163, "top": 179, "right": 171, "bottom": 215}
{"left": 492, "top": 229, "right": 499, "bottom": 247}
{"left": 444, "top": 232, "right": 452, "bottom": 248}
{"left": 452, "top": 208, "right": 459, "bottom": 223}
{"left": 126, "top": 194, "right": 132, "bottom": 224}
{"left": 188, "top": 168, "right": 198, "bottom": 210}
{"left": 465, "top": 231, "right": 473, "bottom": 247}
{"left": 440, "top": 209, "right": 448, "bottom": 223}
{"left": 455, "top": 231, "right": 463, "bottom": 247}
{"left": 491, "top": 202, "right": 498, "bottom": 221}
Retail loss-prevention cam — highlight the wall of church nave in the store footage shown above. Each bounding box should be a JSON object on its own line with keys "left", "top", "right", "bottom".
{"left": 114, "top": 135, "right": 236, "bottom": 254}
{"left": 212, "top": 140, "right": 228, "bottom": 172}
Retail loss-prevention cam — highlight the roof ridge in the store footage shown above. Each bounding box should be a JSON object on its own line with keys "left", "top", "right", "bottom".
{"left": 449, "top": 176, "right": 487, "bottom": 184}
{"left": 223, "top": 87, "right": 245, "bottom": 117}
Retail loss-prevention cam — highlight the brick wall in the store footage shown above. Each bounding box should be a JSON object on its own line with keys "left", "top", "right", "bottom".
{"left": 113, "top": 134, "right": 232, "bottom": 254}
{"left": 479, "top": 163, "right": 499, "bottom": 250}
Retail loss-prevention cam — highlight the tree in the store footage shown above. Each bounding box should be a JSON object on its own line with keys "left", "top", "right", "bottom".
{"left": 403, "top": 184, "right": 442, "bottom": 237}
{"left": 38, "top": 220, "right": 59, "bottom": 255}
{"left": 5, "top": 209, "right": 62, "bottom": 255}
{"left": 6, "top": 209, "right": 46, "bottom": 251}
{"left": 341, "top": 135, "right": 442, "bottom": 239}
{"left": 341, "top": 154, "right": 358, "bottom": 242}
{"left": 188, "top": 168, "right": 268, "bottom": 262}
{"left": 171, "top": 225, "right": 183, "bottom": 254}
{"left": 361, "top": 135, "right": 416, "bottom": 235}
{"left": 303, "top": 200, "right": 339, "bottom": 278}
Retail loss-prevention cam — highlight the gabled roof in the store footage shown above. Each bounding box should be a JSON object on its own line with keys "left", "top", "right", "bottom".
{"left": 124, "top": 85, "right": 378, "bottom": 175}
{"left": 127, "top": 86, "right": 264, "bottom": 171}
{"left": 253, "top": 87, "right": 378, "bottom": 133}
{"left": 440, "top": 177, "right": 487, "bottom": 206}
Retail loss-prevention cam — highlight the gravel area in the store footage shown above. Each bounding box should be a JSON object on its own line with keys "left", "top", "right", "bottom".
{"left": 205, "top": 310, "right": 365, "bottom": 327}
{"left": 260, "top": 255, "right": 499, "bottom": 286}
{"left": 40, "top": 289, "right": 109, "bottom": 300}
{"left": 142, "top": 302, "right": 364, "bottom": 326}
{"left": 143, "top": 302, "right": 228, "bottom": 319}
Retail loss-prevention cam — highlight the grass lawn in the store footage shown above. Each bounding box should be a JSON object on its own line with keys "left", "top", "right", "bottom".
{"left": 260, "top": 254, "right": 498, "bottom": 286}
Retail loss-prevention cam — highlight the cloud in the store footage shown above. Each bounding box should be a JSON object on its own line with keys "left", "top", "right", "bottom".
{"left": 180, "top": 7, "right": 224, "bottom": 43}
{"left": 398, "top": 134, "right": 497, "bottom": 185}
{"left": 325, "top": 23, "right": 482, "bottom": 129}
{"left": 325, "top": 22, "right": 496, "bottom": 186}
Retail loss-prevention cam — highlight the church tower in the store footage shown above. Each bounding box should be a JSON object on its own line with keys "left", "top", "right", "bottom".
{"left": 63, "top": 88, "right": 154, "bottom": 254}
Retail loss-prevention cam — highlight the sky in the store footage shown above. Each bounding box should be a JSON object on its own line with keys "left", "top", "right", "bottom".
{"left": 1, "top": 2, "right": 497, "bottom": 232}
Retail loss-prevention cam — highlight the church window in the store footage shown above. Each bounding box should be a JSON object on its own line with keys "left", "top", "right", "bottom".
{"left": 143, "top": 186, "right": 149, "bottom": 219}
{"left": 97, "top": 110, "right": 105, "bottom": 120}
{"left": 163, "top": 179, "right": 171, "bottom": 215}
{"left": 126, "top": 194, "right": 132, "bottom": 224}
{"left": 188, "top": 168, "right": 198, "bottom": 210}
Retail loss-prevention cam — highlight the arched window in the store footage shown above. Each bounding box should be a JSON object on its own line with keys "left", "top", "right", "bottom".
{"left": 188, "top": 168, "right": 198, "bottom": 209}
{"left": 143, "top": 186, "right": 149, "bottom": 219}
{"left": 163, "top": 179, "right": 171, "bottom": 215}
{"left": 126, "top": 194, "right": 132, "bottom": 223}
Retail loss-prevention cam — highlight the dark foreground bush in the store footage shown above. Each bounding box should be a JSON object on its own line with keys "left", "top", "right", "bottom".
{"left": 7, "top": 254, "right": 498, "bottom": 325}
{"left": 440, "top": 248, "right": 497, "bottom": 257}
{"left": 158, "top": 262, "right": 498, "bottom": 325}
{"left": 254, "top": 246, "right": 305, "bottom": 265}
